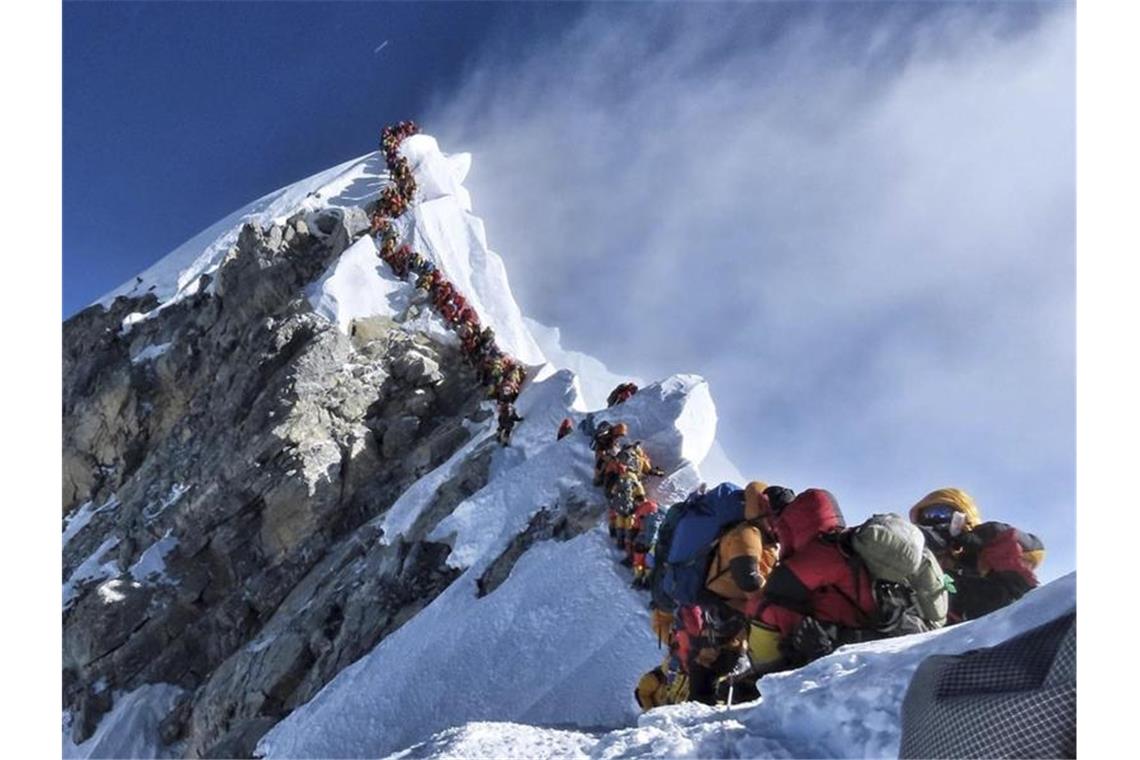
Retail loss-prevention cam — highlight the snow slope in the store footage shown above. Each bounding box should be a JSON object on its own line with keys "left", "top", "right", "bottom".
{"left": 388, "top": 572, "right": 1077, "bottom": 760}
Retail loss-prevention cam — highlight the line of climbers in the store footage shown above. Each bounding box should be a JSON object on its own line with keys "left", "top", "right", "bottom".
{"left": 367, "top": 121, "right": 527, "bottom": 446}
{"left": 620, "top": 481, "right": 1046, "bottom": 710}
{"left": 556, "top": 382, "right": 674, "bottom": 589}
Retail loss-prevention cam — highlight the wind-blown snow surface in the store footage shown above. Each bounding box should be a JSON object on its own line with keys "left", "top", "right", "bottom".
{"left": 387, "top": 573, "right": 1077, "bottom": 760}
{"left": 257, "top": 373, "right": 718, "bottom": 759}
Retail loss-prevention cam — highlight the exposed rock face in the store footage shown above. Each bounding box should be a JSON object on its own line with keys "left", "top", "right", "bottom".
{"left": 475, "top": 495, "right": 603, "bottom": 598}
{"left": 62, "top": 208, "right": 494, "bottom": 756}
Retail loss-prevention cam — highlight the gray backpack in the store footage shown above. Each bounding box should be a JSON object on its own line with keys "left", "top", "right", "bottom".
{"left": 851, "top": 513, "right": 948, "bottom": 630}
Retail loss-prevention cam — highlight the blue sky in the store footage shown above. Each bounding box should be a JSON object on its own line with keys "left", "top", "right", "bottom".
{"left": 64, "top": 1, "right": 1074, "bottom": 577}
{"left": 63, "top": 0, "right": 577, "bottom": 315}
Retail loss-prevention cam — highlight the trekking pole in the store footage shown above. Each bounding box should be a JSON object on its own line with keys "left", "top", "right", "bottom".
{"left": 726, "top": 678, "right": 735, "bottom": 708}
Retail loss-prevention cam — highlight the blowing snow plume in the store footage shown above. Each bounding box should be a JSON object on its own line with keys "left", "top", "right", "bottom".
{"left": 426, "top": 2, "right": 1076, "bottom": 577}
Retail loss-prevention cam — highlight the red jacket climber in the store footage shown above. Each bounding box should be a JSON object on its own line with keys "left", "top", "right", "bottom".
{"left": 607, "top": 382, "right": 639, "bottom": 407}
{"left": 909, "top": 488, "right": 1044, "bottom": 623}
{"left": 751, "top": 489, "right": 876, "bottom": 641}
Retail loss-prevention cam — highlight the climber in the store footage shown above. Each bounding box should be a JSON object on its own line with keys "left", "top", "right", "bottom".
{"left": 369, "top": 211, "right": 390, "bottom": 237}
{"left": 690, "top": 483, "right": 788, "bottom": 703}
{"left": 407, "top": 251, "right": 428, "bottom": 276}
{"left": 484, "top": 356, "right": 508, "bottom": 394}
{"left": 457, "top": 321, "right": 480, "bottom": 356}
{"left": 909, "top": 488, "right": 1045, "bottom": 622}
{"left": 476, "top": 326, "right": 496, "bottom": 358}
{"left": 746, "top": 489, "right": 949, "bottom": 679}
{"left": 457, "top": 305, "right": 479, "bottom": 331}
{"left": 590, "top": 422, "right": 628, "bottom": 487}
{"left": 607, "top": 382, "right": 639, "bottom": 408}
{"left": 606, "top": 457, "right": 647, "bottom": 506}
{"left": 629, "top": 498, "right": 663, "bottom": 587}
{"left": 496, "top": 366, "right": 524, "bottom": 404}
{"left": 475, "top": 350, "right": 499, "bottom": 385}
{"left": 556, "top": 418, "right": 574, "bottom": 441}
{"left": 492, "top": 361, "right": 516, "bottom": 401}
{"left": 432, "top": 277, "right": 455, "bottom": 307}
{"left": 378, "top": 226, "right": 399, "bottom": 259}
{"left": 507, "top": 363, "right": 525, "bottom": 388}
{"left": 704, "top": 483, "right": 785, "bottom": 613}
{"left": 377, "top": 219, "right": 399, "bottom": 244}
{"left": 639, "top": 482, "right": 772, "bottom": 705}
{"left": 603, "top": 441, "right": 665, "bottom": 494}
{"left": 441, "top": 292, "right": 467, "bottom": 324}
{"left": 416, "top": 268, "right": 439, "bottom": 292}
{"left": 388, "top": 244, "right": 413, "bottom": 278}
{"left": 605, "top": 470, "right": 645, "bottom": 550}
{"left": 379, "top": 185, "right": 407, "bottom": 217}
{"left": 495, "top": 402, "right": 524, "bottom": 446}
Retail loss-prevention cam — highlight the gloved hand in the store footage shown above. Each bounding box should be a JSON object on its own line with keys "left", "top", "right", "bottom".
{"left": 952, "top": 530, "right": 985, "bottom": 554}
{"left": 786, "top": 617, "right": 836, "bottom": 663}
{"left": 724, "top": 649, "right": 754, "bottom": 682}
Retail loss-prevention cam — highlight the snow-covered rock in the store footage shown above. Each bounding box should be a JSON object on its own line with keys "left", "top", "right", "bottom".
{"left": 94, "top": 152, "right": 386, "bottom": 312}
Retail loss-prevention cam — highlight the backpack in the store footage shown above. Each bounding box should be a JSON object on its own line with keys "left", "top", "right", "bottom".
{"left": 852, "top": 513, "right": 924, "bottom": 582}
{"left": 635, "top": 509, "right": 667, "bottom": 553}
{"left": 849, "top": 513, "right": 949, "bottom": 633}
{"left": 649, "top": 499, "right": 693, "bottom": 612}
{"left": 609, "top": 475, "right": 641, "bottom": 516}
{"left": 657, "top": 483, "right": 746, "bottom": 608}
{"left": 616, "top": 443, "right": 645, "bottom": 472}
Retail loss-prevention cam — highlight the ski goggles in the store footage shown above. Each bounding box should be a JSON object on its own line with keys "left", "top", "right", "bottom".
{"left": 916, "top": 503, "right": 957, "bottom": 526}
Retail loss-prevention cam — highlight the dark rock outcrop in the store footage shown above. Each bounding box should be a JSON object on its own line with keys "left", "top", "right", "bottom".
{"left": 62, "top": 209, "right": 496, "bottom": 756}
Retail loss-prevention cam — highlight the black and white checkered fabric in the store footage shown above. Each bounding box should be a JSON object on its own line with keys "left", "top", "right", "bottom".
{"left": 899, "top": 609, "right": 1076, "bottom": 759}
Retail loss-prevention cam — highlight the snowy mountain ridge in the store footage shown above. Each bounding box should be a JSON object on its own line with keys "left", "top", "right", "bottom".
{"left": 64, "top": 131, "right": 1075, "bottom": 760}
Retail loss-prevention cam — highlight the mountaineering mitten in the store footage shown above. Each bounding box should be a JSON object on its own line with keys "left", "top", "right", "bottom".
{"left": 724, "top": 649, "right": 754, "bottom": 682}
{"left": 953, "top": 529, "right": 986, "bottom": 555}
{"left": 785, "top": 616, "right": 836, "bottom": 663}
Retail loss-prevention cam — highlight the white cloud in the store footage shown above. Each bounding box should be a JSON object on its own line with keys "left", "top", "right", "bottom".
{"left": 428, "top": 3, "right": 1075, "bottom": 576}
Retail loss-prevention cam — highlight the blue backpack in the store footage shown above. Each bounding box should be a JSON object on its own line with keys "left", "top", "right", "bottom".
{"left": 634, "top": 509, "right": 667, "bottom": 553}
{"left": 657, "top": 482, "right": 745, "bottom": 608}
